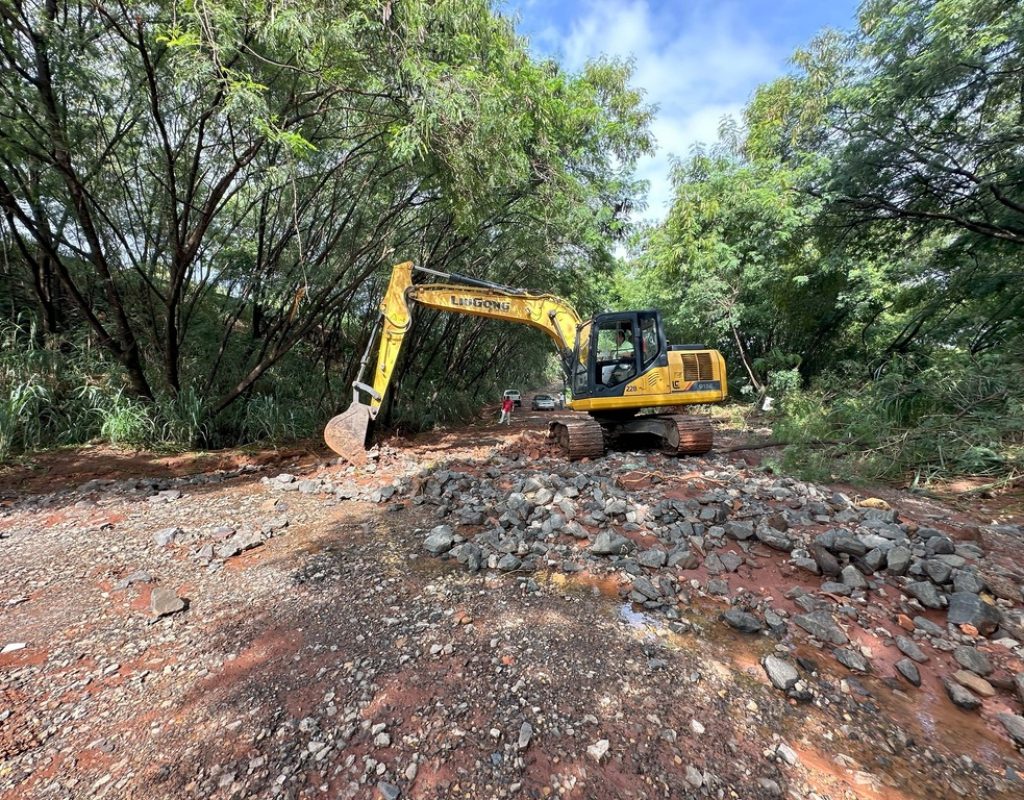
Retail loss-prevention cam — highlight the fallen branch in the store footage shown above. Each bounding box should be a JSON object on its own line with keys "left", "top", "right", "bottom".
{"left": 718, "top": 438, "right": 850, "bottom": 453}
{"left": 718, "top": 439, "right": 788, "bottom": 453}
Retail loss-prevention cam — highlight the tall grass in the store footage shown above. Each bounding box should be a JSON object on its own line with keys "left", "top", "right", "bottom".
{"left": 0, "top": 318, "right": 333, "bottom": 461}
{"left": 772, "top": 352, "right": 1024, "bottom": 485}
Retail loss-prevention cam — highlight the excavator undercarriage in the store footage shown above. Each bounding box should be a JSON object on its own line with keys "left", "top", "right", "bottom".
{"left": 548, "top": 414, "right": 713, "bottom": 461}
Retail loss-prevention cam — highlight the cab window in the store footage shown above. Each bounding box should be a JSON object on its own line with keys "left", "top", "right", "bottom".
{"left": 595, "top": 320, "right": 636, "bottom": 386}
{"left": 573, "top": 321, "right": 592, "bottom": 394}
{"left": 639, "top": 313, "right": 659, "bottom": 368}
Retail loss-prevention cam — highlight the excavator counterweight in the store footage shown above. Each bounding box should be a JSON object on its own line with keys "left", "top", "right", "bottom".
{"left": 325, "top": 262, "right": 728, "bottom": 463}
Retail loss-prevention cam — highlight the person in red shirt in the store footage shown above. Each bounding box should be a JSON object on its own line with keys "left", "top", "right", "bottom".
{"left": 499, "top": 396, "right": 514, "bottom": 425}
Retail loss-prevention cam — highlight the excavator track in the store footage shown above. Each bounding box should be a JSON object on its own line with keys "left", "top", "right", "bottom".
{"left": 657, "top": 414, "right": 714, "bottom": 455}
{"left": 549, "top": 418, "right": 606, "bottom": 460}
{"left": 607, "top": 413, "right": 714, "bottom": 456}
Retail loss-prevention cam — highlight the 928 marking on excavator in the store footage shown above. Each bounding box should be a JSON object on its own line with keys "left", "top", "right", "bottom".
{"left": 450, "top": 295, "right": 511, "bottom": 311}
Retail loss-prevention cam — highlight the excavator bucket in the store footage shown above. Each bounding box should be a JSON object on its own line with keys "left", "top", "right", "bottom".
{"left": 324, "top": 402, "right": 372, "bottom": 465}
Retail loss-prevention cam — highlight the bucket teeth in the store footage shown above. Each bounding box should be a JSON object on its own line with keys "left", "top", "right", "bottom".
{"left": 324, "top": 403, "right": 373, "bottom": 464}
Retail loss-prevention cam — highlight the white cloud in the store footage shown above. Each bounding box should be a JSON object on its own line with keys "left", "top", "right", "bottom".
{"left": 634, "top": 102, "right": 740, "bottom": 215}
{"left": 531, "top": 0, "right": 786, "bottom": 221}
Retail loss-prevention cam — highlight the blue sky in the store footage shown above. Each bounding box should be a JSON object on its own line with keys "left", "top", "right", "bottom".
{"left": 504, "top": 0, "right": 861, "bottom": 220}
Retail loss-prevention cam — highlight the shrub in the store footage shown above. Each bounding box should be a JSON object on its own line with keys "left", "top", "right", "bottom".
{"left": 772, "top": 352, "right": 1024, "bottom": 485}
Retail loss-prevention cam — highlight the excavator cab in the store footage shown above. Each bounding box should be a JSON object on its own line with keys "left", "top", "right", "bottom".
{"left": 572, "top": 311, "right": 666, "bottom": 401}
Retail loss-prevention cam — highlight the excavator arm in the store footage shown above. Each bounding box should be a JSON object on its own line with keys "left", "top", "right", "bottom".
{"left": 324, "top": 261, "right": 583, "bottom": 462}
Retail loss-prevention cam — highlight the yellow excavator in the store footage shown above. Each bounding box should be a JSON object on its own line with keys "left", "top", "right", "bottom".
{"left": 324, "top": 262, "right": 727, "bottom": 464}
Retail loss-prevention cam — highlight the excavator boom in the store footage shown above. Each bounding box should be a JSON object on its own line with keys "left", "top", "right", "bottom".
{"left": 324, "top": 262, "right": 582, "bottom": 462}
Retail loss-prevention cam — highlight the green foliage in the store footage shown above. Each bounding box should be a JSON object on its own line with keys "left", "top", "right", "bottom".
{"left": 236, "top": 394, "right": 319, "bottom": 445}
{"left": 774, "top": 352, "right": 1024, "bottom": 483}
{"left": 0, "top": 0, "right": 652, "bottom": 456}
{"left": 616, "top": 0, "right": 1024, "bottom": 484}
{"left": 98, "top": 393, "right": 157, "bottom": 449}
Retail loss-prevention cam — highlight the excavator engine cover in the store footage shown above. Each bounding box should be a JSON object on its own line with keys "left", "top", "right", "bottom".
{"left": 324, "top": 403, "right": 373, "bottom": 465}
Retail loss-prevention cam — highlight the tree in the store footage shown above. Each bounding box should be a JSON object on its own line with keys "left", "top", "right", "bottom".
{"left": 0, "top": 0, "right": 653, "bottom": 447}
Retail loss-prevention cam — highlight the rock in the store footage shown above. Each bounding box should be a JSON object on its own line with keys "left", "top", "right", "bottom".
{"left": 764, "top": 609, "right": 787, "bottom": 635}
{"left": 587, "top": 739, "right": 610, "bottom": 763}
{"left": 1, "top": 642, "right": 27, "bottom": 655}
{"left": 857, "top": 548, "right": 887, "bottom": 574}
{"left": 886, "top": 546, "right": 912, "bottom": 576}
{"left": 947, "top": 593, "right": 1001, "bottom": 636}
{"left": 637, "top": 549, "right": 667, "bottom": 568}
{"left": 925, "top": 535, "right": 956, "bottom": 555}
{"left": 904, "top": 581, "right": 944, "bottom": 609}
{"left": 497, "top": 554, "right": 521, "bottom": 571}
{"left": 809, "top": 544, "right": 841, "bottom": 577}
{"left": 1015, "top": 672, "right": 1024, "bottom": 706}
{"left": 775, "top": 742, "right": 799, "bottom": 765}
{"left": 377, "top": 781, "right": 401, "bottom": 800}
{"left": 518, "top": 722, "right": 533, "bottom": 750}
{"left": 704, "top": 552, "right": 725, "bottom": 575}
{"left": 685, "top": 765, "right": 703, "bottom": 789}
{"left": 667, "top": 548, "right": 700, "bottom": 569}
{"left": 983, "top": 573, "right": 1022, "bottom": 603}
{"left": 895, "top": 658, "right": 921, "bottom": 687}
{"left": 153, "top": 527, "right": 182, "bottom": 547}
{"left": 832, "top": 533, "right": 868, "bottom": 557}
{"left": 841, "top": 565, "right": 868, "bottom": 590}
{"left": 215, "top": 540, "right": 242, "bottom": 560}
{"left": 923, "top": 559, "right": 953, "bottom": 585}
{"left": 113, "top": 570, "right": 153, "bottom": 591}
{"left": 150, "top": 587, "right": 185, "bottom": 617}
{"left": 589, "top": 531, "right": 635, "bottom": 556}
{"left": 821, "top": 581, "right": 853, "bottom": 596}
{"left": 913, "top": 616, "right": 945, "bottom": 637}
{"left": 834, "top": 648, "right": 870, "bottom": 672}
{"left": 632, "top": 576, "right": 660, "bottom": 600}
{"left": 943, "top": 678, "right": 982, "bottom": 710}
{"left": 952, "top": 571, "right": 985, "bottom": 595}
{"left": 794, "top": 610, "right": 849, "bottom": 645}
{"left": 996, "top": 714, "right": 1024, "bottom": 746}
{"left": 762, "top": 656, "right": 799, "bottom": 691}
{"left": 953, "top": 670, "right": 995, "bottom": 698}
{"left": 690, "top": 719, "right": 705, "bottom": 735}
{"left": 424, "top": 525, "right": 455, "bottom": 555}
{"left": 895, "top": 636, "right": 929, "bottom": 663}
{"left": 756, "top": 527, "right": 794, "bottom": 552}
{"left": 723, "top": 608, "right": 764, "bottom": 634}
{"left": 953, "top": 646, "right": 993, "bottom": 676}
{"left": 792, "top": 557, "right": 820, "bottom": 575}
{"left": 725, "top": 521, "right": 754, "bottom": 540}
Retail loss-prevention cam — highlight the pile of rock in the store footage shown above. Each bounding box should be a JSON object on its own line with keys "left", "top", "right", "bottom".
{"left": 403, "top": 449, "right": 1024, "bottom": 734}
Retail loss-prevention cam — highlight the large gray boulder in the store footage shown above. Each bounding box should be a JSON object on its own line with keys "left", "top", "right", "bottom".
{"left": 590, "top": 531, "right": 636, "bottom": 556}
{"left": 947, "top": 592, "right": 1001, "bottom": 635}
{"left": 794, "top": 610, "right": 848, "bottom": 645}
{"left": 424, "top": 525, "right": 455, "bottom": 554}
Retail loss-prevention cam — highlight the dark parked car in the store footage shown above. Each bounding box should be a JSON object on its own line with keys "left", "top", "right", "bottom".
{"left": 531, "top": 394, "right": 555, "bottom": 411}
